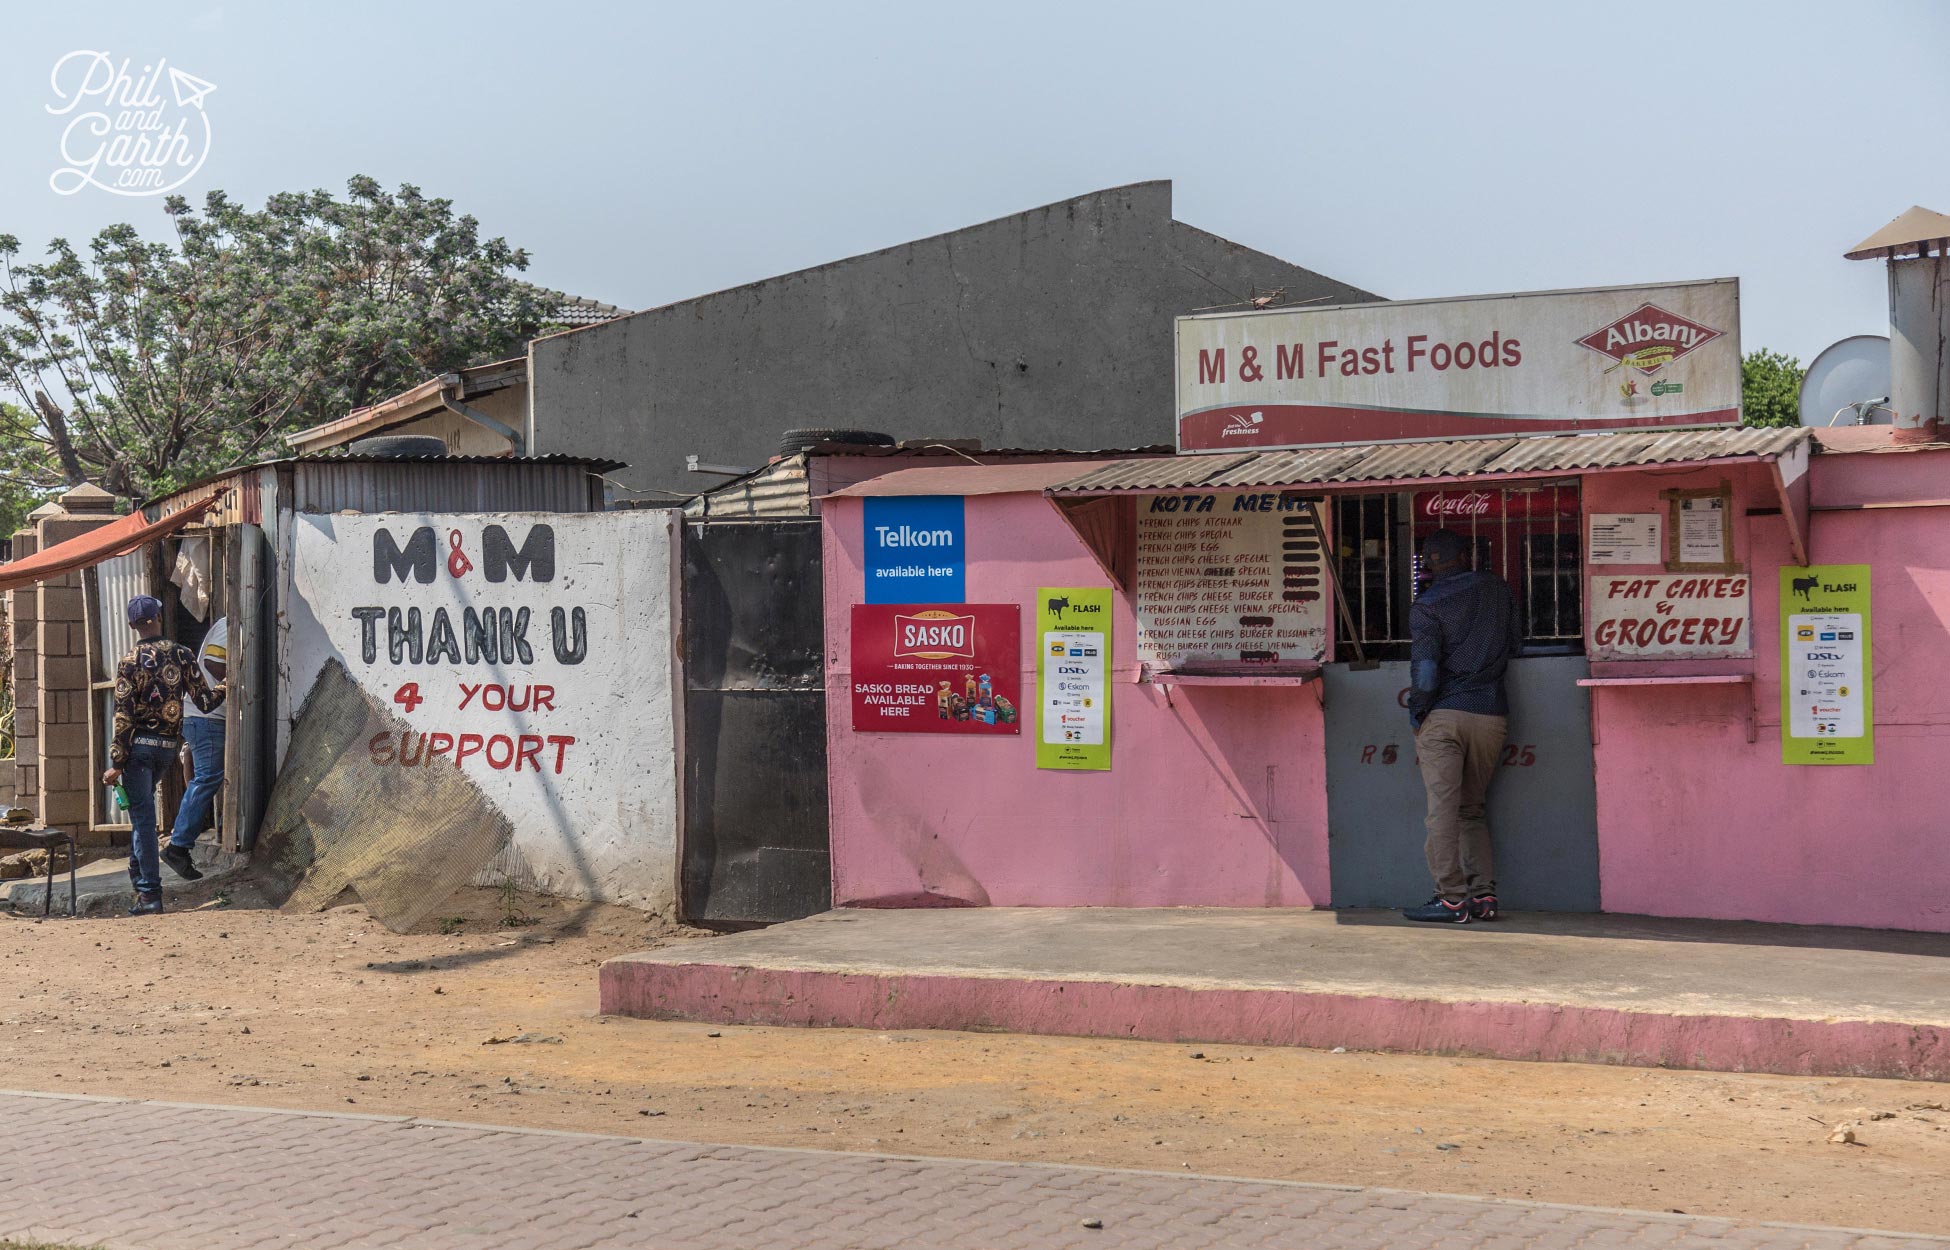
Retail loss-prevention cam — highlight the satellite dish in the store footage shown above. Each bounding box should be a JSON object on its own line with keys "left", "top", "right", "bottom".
{"left": 1798, "top": 334, "right": 1891, "bottom": 426}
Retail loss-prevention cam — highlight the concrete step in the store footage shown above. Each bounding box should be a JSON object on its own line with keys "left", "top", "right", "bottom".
{"left": 4, "top": 844, "right": 248, "bottom": 917}
{"left": 601, "top": 906, "right": 1950, "bottom": 1081}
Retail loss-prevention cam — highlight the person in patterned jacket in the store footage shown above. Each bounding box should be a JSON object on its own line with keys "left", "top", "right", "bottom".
{"left": 100, "top": 595, "right": 224, "bottom": 915}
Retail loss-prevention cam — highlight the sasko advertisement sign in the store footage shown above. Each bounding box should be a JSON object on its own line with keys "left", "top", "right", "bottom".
{"left": 1175, "top": 278, "right": 1740, "bottom": 452}
{"left": 851, "top": 603, "right": 1020, "bottom": 734}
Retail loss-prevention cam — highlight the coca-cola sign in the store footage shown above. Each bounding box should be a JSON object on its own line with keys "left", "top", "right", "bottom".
{"left": 1414, "top": 490, "right": 1578, "bottom": 522}
{"left": 1422, "top": 490, "right": 1495, "bottom": 519}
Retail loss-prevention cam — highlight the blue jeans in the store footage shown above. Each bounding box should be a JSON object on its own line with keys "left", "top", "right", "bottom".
{"left": 122, "top": 740, "right": 178, "bottom": 896}
{"left": 170, "top": 717, "right": 226, "bottom": 850}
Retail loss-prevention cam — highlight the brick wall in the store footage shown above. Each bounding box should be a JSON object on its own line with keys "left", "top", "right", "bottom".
{"left": 25, "top": 489, "right": 120, "bottom": 843}
{"left": 7, "top": 531, "right": 37, "bottom": 816}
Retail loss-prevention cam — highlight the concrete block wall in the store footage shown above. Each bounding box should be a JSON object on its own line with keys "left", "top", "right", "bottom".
{"left": 7, "top": 531, "right": 38, "bottom": 814}
{"left": 25, "top": 487, "right": 120, "bottom": 842}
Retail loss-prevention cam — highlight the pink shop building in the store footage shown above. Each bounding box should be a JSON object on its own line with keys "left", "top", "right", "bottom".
{"left": 820, "top": 270, "right": 1950, "bottom": 934}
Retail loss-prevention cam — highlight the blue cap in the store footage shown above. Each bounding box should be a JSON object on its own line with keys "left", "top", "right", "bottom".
{"left": 126, "top": 595, "right": 163, "bottom": 625}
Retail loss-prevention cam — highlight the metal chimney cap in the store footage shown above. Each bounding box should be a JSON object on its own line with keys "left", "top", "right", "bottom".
{"left": 1845, "top": 205, "right": 1950, "bottom": 261}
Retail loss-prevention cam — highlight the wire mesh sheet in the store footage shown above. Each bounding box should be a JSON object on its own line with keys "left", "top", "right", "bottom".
{"left": 253, "top": 660, "right": 512, "bottom": 933}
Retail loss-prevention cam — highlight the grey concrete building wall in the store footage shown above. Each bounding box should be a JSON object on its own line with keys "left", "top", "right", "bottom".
{"left": 528, "top": 181, "right": 1377, "bottom": 500}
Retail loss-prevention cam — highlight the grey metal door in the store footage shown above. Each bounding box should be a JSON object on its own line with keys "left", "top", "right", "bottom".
{"left": 1323, "top": 656, "right": 1599, "bottom": 911}
{"left": 681, "top": 519, "right": 830, "bottom": 924}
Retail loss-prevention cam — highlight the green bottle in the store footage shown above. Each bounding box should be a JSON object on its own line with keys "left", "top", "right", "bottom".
{"left": 112, "top": 782, "right": 129, "bottom": 812}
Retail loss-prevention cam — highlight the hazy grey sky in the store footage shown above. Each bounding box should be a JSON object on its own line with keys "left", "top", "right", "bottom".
{"left": 4, "top": 1, "right": 1946, "bottom": 366}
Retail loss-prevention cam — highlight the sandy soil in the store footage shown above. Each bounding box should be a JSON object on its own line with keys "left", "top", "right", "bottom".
{"left": 3, "top": 875, "right": 1946, "bottom": 1235}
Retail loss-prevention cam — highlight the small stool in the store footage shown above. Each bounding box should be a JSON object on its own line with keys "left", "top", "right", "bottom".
{"left": 0, "top": 828, "right": 78, "bottom": 918}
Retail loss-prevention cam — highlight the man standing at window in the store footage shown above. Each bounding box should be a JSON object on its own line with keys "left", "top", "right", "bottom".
{"left": 99, "top": 596, "right": 224, "bottom": 916}
{"left": 163, "top": 614, "right": 227, "bottom": 882}
{"left": 1402, "top": 529, "right": 1522, "bottom": 925}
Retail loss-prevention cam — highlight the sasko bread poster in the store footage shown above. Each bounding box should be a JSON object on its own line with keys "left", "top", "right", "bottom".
{"left": 850, "top": 604, "right": 1020, "bottom": 734}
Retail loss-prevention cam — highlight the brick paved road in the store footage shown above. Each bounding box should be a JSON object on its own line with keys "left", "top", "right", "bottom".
{"left": 0, "top": 1091, "right": 1938, "bottom": 1250}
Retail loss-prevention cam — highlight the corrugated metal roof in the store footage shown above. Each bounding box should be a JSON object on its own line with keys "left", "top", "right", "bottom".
{"left": 145, "top": 454, "right": 622, "bottom": 518}
{"left": 813, "top": 442, "right": 1175, "bottom": 459}
{"left": 1049, "top": 427, "right": 1813, "bottom": 494}
{"left": 290, "top": 453, "right": 621, "bottom": 469}
{"left": 829, "top": 460, "right": 1132, "bottom": 498}
{"left": 290, "top": 459, "right": 609, "bottom": 514}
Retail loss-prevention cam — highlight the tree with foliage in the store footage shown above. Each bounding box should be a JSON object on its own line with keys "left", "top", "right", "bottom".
{"left": 0, "top": 176, "right": 544, "bottom": 504}
{"left": 0, "top": 405, "right": 60, "bottom": 537}
{"left": 1741, "top": 348, "right": 1805, "bottom": 428}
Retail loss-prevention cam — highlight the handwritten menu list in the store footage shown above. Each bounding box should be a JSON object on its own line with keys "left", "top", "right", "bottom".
{"left": 1134, "top": 491, "right": 1329, "bottom": 671}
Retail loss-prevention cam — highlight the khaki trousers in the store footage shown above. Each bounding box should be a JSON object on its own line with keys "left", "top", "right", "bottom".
{"left": 1415, "top": 708, "right": 1507, "bottom": 902}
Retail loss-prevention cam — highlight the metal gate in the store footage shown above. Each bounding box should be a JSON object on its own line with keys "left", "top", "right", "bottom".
{"left": 1323, "top": 656, "right": 1600, "bottom": 911}
{"left": 680, "top": 519, "right": 830, "bottom": 924}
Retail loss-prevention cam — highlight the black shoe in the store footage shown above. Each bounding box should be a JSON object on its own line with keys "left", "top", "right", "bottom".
{"left": 1469, "top": 893, "right": 1499, "bottom": 921}
{"left": 128, "top": 892, "right": 164, "bottom": 917}
{"left": 162, "top": 844, "right": 203, "bottom": 881}
{"left": 1402, "top": 896, "right": 1472, "bottom": 924}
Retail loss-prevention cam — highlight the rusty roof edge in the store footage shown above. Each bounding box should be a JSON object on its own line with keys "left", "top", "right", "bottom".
{"left": 1045, "top": 454, "right": 1790, "bottom": 499}
{"left": 1045, "top": 429, "right": 1812, "bottom": 495}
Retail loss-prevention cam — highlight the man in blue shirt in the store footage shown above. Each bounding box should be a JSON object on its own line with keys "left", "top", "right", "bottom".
{"left": 1402, "top": 529, "right": 1522, "bottom": 925}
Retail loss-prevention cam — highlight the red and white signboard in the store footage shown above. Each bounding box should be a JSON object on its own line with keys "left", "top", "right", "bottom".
{"left": 1176, "top": 279, "right": 1740, "bottom": 452}
{"left": 1587, "top": 574, "right": 1752, "bottom": 658}
{"left": 850, "top": 603, "right": 1021, "bottom": 733}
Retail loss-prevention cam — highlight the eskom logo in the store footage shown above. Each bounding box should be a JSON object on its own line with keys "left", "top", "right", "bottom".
{"left": 1575, "top": 303, "right": 1722, "bottom": 376}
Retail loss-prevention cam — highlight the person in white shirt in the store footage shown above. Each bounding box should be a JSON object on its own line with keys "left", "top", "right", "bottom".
{"left": 163, "top": 615, "right": 226, "bottom": 881}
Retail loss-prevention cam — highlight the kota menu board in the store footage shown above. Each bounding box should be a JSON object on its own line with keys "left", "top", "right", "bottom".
{"left": 1133, "top": 491, "right": 1329, "bottom": 670}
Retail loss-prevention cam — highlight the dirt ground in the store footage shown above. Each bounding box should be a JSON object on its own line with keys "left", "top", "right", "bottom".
{"left": 4, "top": 874, "right": 1947, "bottom": 1236}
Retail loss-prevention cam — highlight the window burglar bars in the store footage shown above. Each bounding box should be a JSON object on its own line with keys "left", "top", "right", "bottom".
{"left": 1331, "top": 482, "right": 1583, "bottom": 661}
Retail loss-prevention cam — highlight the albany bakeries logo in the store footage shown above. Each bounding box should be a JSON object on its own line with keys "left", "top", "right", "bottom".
{"left": 1575, "top": 303, "right": 1722, "bottom": 377}
{"left": 894, "top": 609, "right": 975, "bottom": 660}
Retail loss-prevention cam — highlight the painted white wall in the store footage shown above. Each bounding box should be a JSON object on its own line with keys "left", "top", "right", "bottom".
{"left": 281, "top": 509, "right": 679, "bottom": 913}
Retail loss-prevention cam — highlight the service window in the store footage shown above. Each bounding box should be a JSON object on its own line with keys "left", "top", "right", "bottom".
{"left": 1331, "top": 481, "right": 1582, "bottom": 661}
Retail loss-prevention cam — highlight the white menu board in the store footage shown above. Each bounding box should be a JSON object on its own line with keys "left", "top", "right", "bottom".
{"left": 1677, "top": 495, "right": 1730, "bottom": 564}
{"left": 1133, "top": 491, "right": 1329, "bottom": 670}
{"left": 1588, "top": 513, "right": 1662, "bottom": 565}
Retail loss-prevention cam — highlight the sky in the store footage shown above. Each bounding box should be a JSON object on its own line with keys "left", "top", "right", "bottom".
{"left": 2, "top": 0, "right": 1946, "bottom": 368}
